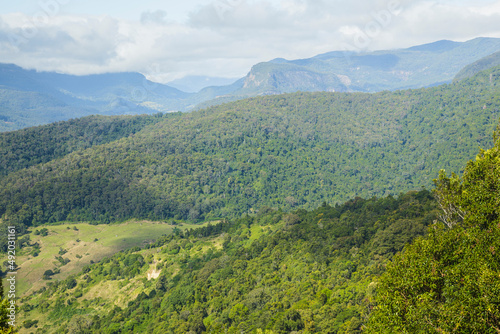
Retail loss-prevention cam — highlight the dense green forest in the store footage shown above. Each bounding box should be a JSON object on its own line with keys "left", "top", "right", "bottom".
{"left": 17, "top": 189, "right": 439, "bottom": 333}
{"left": 367, "top": 125, "right": 500, "bottom": 333}
{"left": 1, "top": 66, "right": 500, "bottom": 246}
{"left": 0, "top": 113, "right": 177, "bottom": 176}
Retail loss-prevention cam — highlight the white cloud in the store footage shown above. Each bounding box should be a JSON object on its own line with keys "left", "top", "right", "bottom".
{"left": 140, "top": 10, "right": 169, "bottom": 25}
{"left": 0, "top": 0, "right": 499, "bottom": 82}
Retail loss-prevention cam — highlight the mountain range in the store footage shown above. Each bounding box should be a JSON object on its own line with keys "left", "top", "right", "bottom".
{"left": 2, "top": 37, "right": 500, "bottom": 132}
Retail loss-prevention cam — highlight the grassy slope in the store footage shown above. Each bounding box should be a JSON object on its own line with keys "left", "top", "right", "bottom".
{"left": 1, "top": 220, "right": 209, "bottom": 297}
{"left": 17, "top": 220, "right": 283, "bottom": 333}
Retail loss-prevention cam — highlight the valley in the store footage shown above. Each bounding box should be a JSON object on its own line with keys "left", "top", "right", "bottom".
{"left": 1, "top": 40, "right": 500, "bottom": 333}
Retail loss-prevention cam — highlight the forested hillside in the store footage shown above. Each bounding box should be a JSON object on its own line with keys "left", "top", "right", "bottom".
{"left": 9, "top": 127, "right": 500, "bottom": 333}
{"left": 14, "top": 124, "right": 500, "bottom": 334}
{"left": 17, "top": 190, "right": 439, "bottom": 333}
{"left": 366, "top": 125, "right": 500, "bottom": 333}
{"left": 454, "top": 50, "right": 500, "bottom": 82}
{"left": 0, "top": 113, "right": 177, "bottom": 176}
{"left": 1, "top": 66, "right": 500, "bottom": 245}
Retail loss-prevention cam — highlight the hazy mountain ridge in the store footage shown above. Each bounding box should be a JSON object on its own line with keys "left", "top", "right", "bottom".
{"left": 166, "top": 76, "right": 239, "bottom": 93}
{"left": 201, "top": 37, "right": 500, "bottom": 108}
{"left": 2, "top": 37, "right": 500, "bottom": 131}
{"left": 0, "top": 64, "right": 185, "bottom": 132}
{"left": 454, "top": 50, "right": 500, "bottom": 81}
{"left": 239, "top": 37, "right": 500, "bottom": 92}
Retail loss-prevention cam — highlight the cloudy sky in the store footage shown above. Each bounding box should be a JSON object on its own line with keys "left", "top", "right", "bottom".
{"left": 1, "top": 0, "right": 500, "bottom": 83}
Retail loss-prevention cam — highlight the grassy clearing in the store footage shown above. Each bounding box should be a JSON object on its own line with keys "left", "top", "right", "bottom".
{"left": 14, "top": 219, "right": 279, "bottom": 333}
{"left": 1, "top": 220, "right": 207, "bottom": 296}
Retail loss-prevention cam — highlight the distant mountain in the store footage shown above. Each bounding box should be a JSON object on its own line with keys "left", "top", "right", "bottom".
{"left": 35, "top": 71, "right": 190, "bottom": 102}
{"left": 193, "top": 37, "right": 500, "bottom": 108}
{"left": 215, "top": 37, "right": 500, "bottom": 96}
{"left": 2, "top": 37, "right": 500, "bottom": 131}
{"left": 454, "top": 50, "right": 500, "bottom": 81}
{"left": 0, "top": 64, "right": 193, "bottom": 132}
{"left": 166, "top": 75, "right": 239, "bottom": 93}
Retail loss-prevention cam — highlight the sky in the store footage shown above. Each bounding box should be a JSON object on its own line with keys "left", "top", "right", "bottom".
{"left": 1, "top": 0, "right": 500, "bottom": 83}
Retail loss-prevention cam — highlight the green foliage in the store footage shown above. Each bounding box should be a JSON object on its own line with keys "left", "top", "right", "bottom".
{"left": 0, "top": 281, "right": 16, "bottom": 333}
{"left": 35, "top": 228, "right": 48, "bottom": 237}
{"left": 22, "top": 319, "right": 38, "bottom": 329}
{"left": 367, "top": 223, "right": 500, "bottom": 333}
{"left": 20, "top": 190, "right": 439, "bottom": 333}
{"left": 0, "top": 113, "right": 174, "bottom": 176}
{"left": 55, "top": 256, "right": 70, "bottom": 266}
{"left": 1, "top": 66, "right": 500, "bottom": 244}
{"left": 43, "top": 269, "right": 55, "bottom": 280}
{"left": 366, "top": 127, "right": 500, "bottom": 333}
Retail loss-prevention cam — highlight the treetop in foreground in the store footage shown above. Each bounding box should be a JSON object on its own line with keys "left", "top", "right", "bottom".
{"left": 366, "top": 126, "right": 500, "bottom": 333}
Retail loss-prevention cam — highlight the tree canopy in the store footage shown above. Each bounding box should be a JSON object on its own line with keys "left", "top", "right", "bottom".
{"left": 366, "top": 126, "right": 500, "bottom": 333}
{"left": 1, "top": 66, "right": 500, "bottom": 244}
